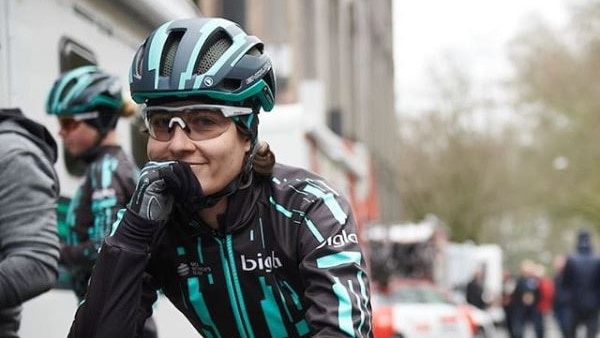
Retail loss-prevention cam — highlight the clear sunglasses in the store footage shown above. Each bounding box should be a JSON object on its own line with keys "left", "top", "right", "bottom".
{"left": 143, "top": 104, "right": 253, "bottom": 142}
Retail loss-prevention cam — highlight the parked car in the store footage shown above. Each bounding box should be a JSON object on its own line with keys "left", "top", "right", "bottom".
{"left": 459, "top": 303, "right": 497, "bottom": 338}
{"left": 372, "top": 279, "right": 474, "bottom": 338}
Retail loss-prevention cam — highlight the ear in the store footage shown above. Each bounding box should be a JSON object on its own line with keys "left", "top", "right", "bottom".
{"left": 243, "top": 135, "right": 252, "bottom": 152}
{"left": 233, "top": 122, "right": 253, "bottom": 152}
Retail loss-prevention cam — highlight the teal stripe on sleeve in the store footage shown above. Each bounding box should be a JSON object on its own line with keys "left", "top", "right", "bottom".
{"left": 108, "top": 208, "right": 126, "bottom": 236}
{"left": 305, "top": 218, "right": 325, "bottom": 243}
{"left": 269, "top": 196, "right": 293, "bottom": 218}
{"left": 302, "top": 185, "right": 347, "bottom": 224}
{"left": 332, "top": 277, "right": 355, "bottom": 337}
{"left": 316, "top": 252, "right": 362, "bottom": 269}
{"left": 348, "top": 275, "right": 369, "bottom": 336}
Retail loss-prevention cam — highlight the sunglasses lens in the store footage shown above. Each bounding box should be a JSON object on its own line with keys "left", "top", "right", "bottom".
{"left": 59, "top": 118, "right": 80, "bottom": 131}
{"left": 146, "top": 109, "right": 232, "bottom": 141}
{"left": 146, "top": 112, "right": 172, "bottom": 141}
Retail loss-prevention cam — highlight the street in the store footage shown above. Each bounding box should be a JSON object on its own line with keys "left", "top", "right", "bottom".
{"left": 495, "top": 317, "right": 563, "bottom": 338}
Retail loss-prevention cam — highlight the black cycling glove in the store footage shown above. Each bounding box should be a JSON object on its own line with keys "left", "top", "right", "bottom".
{"left": 159, "top": 161, "right": 208, "bottom": 212}
{"left": 128, "top": 161, "right": 176, "bottom": 221}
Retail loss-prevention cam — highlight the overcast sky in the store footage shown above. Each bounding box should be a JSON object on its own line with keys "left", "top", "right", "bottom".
{"left": 393, "top": 0, "right": 569, "bottom": 115}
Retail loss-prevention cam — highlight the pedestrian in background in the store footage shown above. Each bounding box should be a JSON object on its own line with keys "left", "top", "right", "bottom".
{"left": 511, "top": 259, "right": 541, "bottom": 338}
{"left": 0, "top": 108, "right": 60, "bottom": 337}
{"left": 552, "top": 254, "right": 570, "bottom": 338}
{"left": 534, "top": 263, "right": 554, "bottom": 338}
{"left": 502, "top": 268, "right": 517, "bottom": 338}
{"left": 561, "top": 229, "right": 600, "bottom": 338}
{"left": 466, "top": 266, "right": 488, "bottom": 310}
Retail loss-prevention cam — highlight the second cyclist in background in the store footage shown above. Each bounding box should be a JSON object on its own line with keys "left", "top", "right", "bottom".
{"left": 46, "top": 66, "right": 157, "bottom": 337}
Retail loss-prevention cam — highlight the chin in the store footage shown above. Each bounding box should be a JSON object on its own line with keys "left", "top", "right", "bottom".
{"left": 68, "top": 149, "right": 83, "bottom": 157}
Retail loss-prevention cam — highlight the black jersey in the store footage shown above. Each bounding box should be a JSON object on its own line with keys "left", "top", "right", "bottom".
{"left": 60, "top": 145, "right": 138, "bottom": 298}
{"left": 69, "top": 163, "right": 373, "bottom": 337}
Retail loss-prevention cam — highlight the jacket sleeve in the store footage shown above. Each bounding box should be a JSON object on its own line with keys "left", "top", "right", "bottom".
{"left": 68, "top": 209, "right": 159, "bottom": 338}
{"left": 0, "top": 143, "right": 60, "bottom": 308}
{"left": 295, "top": 184, "right": 373, "bottom": 337}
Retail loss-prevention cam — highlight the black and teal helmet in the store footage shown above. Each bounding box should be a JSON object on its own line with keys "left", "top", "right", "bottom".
{"left": 46, "top": 65, "right": 124, "bottom": 135}
{"left": 129, "top": 17, "right": 276, "bottom": 116}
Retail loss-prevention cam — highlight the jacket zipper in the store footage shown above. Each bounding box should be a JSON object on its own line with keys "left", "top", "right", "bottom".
{"left": 217, "top": 235, "right": 256, "bottom": 338}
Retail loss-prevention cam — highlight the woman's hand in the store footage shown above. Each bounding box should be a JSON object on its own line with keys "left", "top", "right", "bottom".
{"left": 128, "top": 161, "right": 176, "bottom": 221}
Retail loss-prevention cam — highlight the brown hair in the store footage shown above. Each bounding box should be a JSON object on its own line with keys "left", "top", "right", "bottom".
{"left": 120, "top": 99, "right": 139, "bottom": 118}
{"left": 253, "top": 141, "right": 275, "bottom": 175}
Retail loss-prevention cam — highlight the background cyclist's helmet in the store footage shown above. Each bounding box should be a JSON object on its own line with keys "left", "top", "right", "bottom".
{"left": 46, "top": 65, "right": 124, "bottom": 136}
{"left": 129, "top": 18, "right": 277, "bottom": 142}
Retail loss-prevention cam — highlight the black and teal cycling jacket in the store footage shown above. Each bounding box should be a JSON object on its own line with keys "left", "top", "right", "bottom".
{"left": 59, "top": 145, "right": 138, "bottom": 298}
{"left": 69, "top": 163, "right": 373, "bottom": 338}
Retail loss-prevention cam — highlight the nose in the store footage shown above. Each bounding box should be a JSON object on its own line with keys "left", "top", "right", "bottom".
{"left": 58, "top": 126, "right": 68, "bottom": 138}
{"left": 167, "top": 125, "right": 196, "bottom": 155}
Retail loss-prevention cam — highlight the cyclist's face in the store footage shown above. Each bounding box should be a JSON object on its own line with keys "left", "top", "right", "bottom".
{"left": 58, "top": 118, "right": 99, "bottom": 157}
{"left": 146, "top": 103, "right": 251, "bottom": 195}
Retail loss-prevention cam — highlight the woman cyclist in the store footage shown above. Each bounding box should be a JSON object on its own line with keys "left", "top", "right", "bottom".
{"left": 68, "top": 18, "right": 372, "bottom": 337}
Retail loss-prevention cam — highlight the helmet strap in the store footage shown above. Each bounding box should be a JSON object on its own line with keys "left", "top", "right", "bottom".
{"left": 78, "top": 133, "right": 106, "bottom": 164}
{"left": 78, "top": 114, "right": 119, "bottom": 163}
{"left": 239, "top": 139, "right": 258, "bottom": 189}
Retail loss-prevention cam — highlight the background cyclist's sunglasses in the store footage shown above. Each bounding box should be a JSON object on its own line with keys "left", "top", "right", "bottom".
{"left": 143, "top": 104, "right": 253, "bottom": 142}
{"left": 58, "top": 111, "right": 99, "bottom": 131}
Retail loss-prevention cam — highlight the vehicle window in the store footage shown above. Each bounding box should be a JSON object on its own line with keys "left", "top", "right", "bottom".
{"left": 58, "top": 38, "right": 97, "bottom": 176}
{"left": 386, "top": 285, "right": 451, "bottom": 304}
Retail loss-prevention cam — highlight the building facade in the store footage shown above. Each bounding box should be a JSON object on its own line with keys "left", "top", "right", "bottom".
{"left": 198, "top": 0, "right": 402, "bottom": 223}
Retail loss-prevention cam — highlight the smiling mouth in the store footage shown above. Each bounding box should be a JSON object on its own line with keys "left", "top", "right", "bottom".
{"left": 183, "top": 161, "right": 205, "bottom": 166}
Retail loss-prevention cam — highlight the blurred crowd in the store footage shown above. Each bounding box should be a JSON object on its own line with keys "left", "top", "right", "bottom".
{"left": 500, "top": 230, "right": 600, "bottom": 338}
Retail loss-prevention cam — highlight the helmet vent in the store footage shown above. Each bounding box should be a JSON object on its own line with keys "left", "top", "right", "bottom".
{"left": 88, "top": 77, "right": 105, "bottom": 89}
{"left": 132, "top": 46, "right": 144, "bottom": 78}
{"left": 58, "top": 79, "right": 77, "bottom": 103}
{"left": 160, "top": 31, "right": 184, "bottom": 77}
{"left": 195, "top": 32, "right": 232, "bottom": 74}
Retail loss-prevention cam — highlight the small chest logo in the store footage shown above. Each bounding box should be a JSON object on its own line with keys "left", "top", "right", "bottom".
{"left": 177, "top": 262, "right": 212, "bottom": 277}
{"left": 91, "top": 188, "right": 116, "bottom": 200}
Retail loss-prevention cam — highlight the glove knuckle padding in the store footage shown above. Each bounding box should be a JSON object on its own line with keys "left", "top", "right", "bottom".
{"left": 129, "top": 160, "right": 208, "bottom": 220}
{"left": 129, "top": 161, "right": 176, "bottom": 221}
